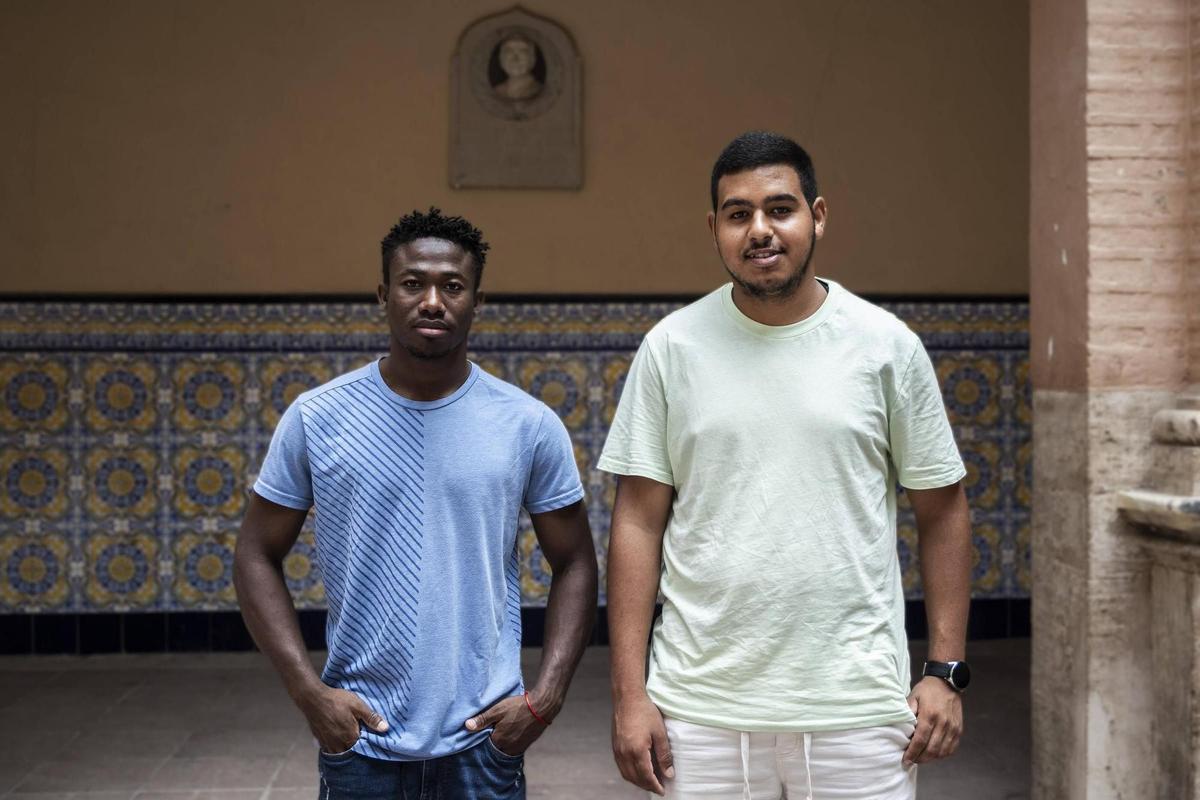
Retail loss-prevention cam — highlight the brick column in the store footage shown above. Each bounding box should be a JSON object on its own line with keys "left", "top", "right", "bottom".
{"left": 1191, "top": 0, "right": 1200, "bottom": 392}
{"left": 1031, "top": 0, "right": 1195, "bottom": 796}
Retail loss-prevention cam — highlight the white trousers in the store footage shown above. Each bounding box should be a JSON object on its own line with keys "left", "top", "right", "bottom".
{"left": 661, "top": 717, "right": 918, "bottom": 800}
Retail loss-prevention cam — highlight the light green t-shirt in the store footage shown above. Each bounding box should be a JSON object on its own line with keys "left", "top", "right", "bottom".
{"left": 598, "top": 279, "right": 966, "bottom": 732}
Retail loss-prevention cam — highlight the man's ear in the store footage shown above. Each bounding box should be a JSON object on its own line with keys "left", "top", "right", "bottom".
{"left": 707, "top": 211, "right": 718, "bottom": 249}
{"left": 811, "top": 197, "right": 828, "bottom": 240}
{"left": 474, "top": 289, "right": 486, "bottom": 310}
{"left": 376, "top": 282, "right": 387, "bottom": 306}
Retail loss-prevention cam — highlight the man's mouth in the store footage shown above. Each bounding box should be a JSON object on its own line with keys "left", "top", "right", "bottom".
{"left": 744, "top": 248, "right": 784, "bottom": 267}
{"left": 413, "top": 321, "right": 451, "bottom": 337}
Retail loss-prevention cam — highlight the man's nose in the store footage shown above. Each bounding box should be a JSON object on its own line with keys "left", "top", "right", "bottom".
{"left": 748, "top": 210, "right": 773, "bottom": 241}
{"left": 418, "top": 287, "right": 445, "bottom": 315}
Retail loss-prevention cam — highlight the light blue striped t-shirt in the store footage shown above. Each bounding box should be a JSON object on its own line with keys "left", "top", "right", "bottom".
{"left": 253, "top": 360, "right": 584, "bottom": 760}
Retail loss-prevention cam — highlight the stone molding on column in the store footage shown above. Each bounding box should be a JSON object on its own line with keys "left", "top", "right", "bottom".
{"left": 1118, "top": 489, "right": 1200, "bottom": 539}
{"left": 1152, "top": 391, "right": 1200, "bottom": 445}
{"left": 1117, "top": 385, "right": 1200, "bottom": 797}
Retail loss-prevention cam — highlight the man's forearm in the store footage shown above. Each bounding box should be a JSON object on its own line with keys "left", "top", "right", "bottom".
{"left": 912, "top": 483, "right": 972, "bottom": 662}
{"left": 529, "top": 552, "right": 598, "bottom": 719}
{"left": 607, "top": 521, "right": 664, "bottom": 702}
{"left": 234, "top": 550, "right": 324, "bottom": 701}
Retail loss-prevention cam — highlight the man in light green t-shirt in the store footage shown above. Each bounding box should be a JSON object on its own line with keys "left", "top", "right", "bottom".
{"left": 599, "top": 131, "right": 972, "bottom": 799}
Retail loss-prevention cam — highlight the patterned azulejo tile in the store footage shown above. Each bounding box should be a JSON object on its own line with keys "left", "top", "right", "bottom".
{"left": 0, "top": 299, "right": 1029, "bottom": 611}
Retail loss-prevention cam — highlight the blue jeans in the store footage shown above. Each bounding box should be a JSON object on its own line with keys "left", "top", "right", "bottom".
{"left": 317, "top": 738, "right": 525, "bottom": 800}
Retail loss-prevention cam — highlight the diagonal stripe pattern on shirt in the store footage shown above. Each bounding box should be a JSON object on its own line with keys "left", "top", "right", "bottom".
{"left": 303, "top": 385, "right": 425, "bottom": 725}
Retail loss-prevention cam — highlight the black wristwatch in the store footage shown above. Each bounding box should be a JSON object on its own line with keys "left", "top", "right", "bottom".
{"left": 922, "top": 660, "right": 971, "bottom": 692}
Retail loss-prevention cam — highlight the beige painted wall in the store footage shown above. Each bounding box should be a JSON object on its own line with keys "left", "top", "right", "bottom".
{"left": 0, "top": 0, "right": 1028, "bottom": 296}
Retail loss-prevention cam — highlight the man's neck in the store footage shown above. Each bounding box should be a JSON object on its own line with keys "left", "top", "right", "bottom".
{"left": 378, "top": 346, "right": 472, "bottom": 402}
{"left": 731, "top": 273, "right": 828, "bottom": 327}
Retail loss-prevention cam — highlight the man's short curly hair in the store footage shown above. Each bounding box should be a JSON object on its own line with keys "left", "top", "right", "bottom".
{"left": 380, "top": 207, "right": 491, "bottom": 289}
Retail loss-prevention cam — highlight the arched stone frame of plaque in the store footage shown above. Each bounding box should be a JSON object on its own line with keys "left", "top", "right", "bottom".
{"left": 450, "top": 7, "right": 582, "bottom": 189}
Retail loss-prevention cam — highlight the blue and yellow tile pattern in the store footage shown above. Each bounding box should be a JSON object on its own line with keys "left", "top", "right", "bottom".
{"left": 0, "top": 298, "right": 1028, "bottom": 612}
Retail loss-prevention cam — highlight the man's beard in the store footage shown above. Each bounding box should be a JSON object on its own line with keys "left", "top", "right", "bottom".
{"left": 724, "top": 236, "right": 816, "bottom": 301}
{"left": 403, "top": 342, "right": 457, "bottom": 360}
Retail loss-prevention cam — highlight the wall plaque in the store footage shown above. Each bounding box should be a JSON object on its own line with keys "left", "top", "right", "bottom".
{"left": 450, "top": 7, "right": 582, "bottom": 189}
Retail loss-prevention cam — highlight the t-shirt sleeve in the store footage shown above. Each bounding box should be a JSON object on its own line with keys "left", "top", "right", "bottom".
{"left": 889, "top": 339, "right": 967, "bottom": 490}
{"left": 524, "top": 406, "right": 585, "bottom": 514}
{"left": 252, "top": 400, "right": 314, "bottom": 510}
{"left": 596, "top": 337, "right": 674, "bottom": 486}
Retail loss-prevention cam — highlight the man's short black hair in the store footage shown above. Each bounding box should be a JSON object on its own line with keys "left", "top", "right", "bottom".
{"left": 710, "top": 131, "right": 819, "bottom": 210}
{"left": 380, "top": 207, "right": 490, "bottom": 288}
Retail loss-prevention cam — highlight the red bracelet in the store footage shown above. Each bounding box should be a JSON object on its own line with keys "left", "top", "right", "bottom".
{"left": 523, "top": 691, "right": 551, "bottom": 726}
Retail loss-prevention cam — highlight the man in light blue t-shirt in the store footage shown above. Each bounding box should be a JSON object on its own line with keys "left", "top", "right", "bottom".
{"left": 234, "top": 208, "right": 598, "bottom": 800}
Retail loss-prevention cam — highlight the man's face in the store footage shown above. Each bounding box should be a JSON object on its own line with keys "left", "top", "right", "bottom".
{"left": 708, "top": 164, "right": 827, "bottom": 300}
{"left": 377, "top": 237, "right": 482, "bottom": 360}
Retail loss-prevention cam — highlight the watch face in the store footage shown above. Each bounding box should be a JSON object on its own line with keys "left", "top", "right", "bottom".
{"left": 949, "top": 661, "right": 971, "bottom": 690}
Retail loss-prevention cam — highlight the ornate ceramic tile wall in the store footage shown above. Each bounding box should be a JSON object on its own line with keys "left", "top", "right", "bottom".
{"left": 0, "top": 298, "right": 1028, "bottom": 612}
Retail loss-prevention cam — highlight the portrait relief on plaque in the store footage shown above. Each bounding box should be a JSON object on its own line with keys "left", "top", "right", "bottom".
{"left": 451, "top": 7, "right": 581, "bottom": 188}
{"left": 488, "top": 34, "right": 545, "bottom": 104}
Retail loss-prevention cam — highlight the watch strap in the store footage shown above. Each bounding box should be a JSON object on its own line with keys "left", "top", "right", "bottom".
{"left": 922, "top": 660, "right": 968, "bottom": 692}
{"left": 923, "top": 661, "right": 953, "bottom": 679}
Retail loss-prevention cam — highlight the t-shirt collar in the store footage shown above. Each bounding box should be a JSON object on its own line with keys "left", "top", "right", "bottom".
{"left": 719, "top": 278, "right": 842, "bottom": 339}
{"left": 371, "top": 358, "right": 480, "bottom": 410}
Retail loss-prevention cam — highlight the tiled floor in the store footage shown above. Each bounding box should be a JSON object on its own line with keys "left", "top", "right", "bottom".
{"left": 0, "top": 639, "right": 1029, "bottom": 799}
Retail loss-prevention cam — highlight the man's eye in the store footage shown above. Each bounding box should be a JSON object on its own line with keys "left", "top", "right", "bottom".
{"left": 771, "top": 207, "right": 793, "bottom": 215}
{"left": 445, "top": 283, "right": 464, "bottom": 292}
{"left": 401, "top": 280, "right": 421, "bottom": 289}
{"left": 729, "top": 210, "right": 748, "bottom": 220}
